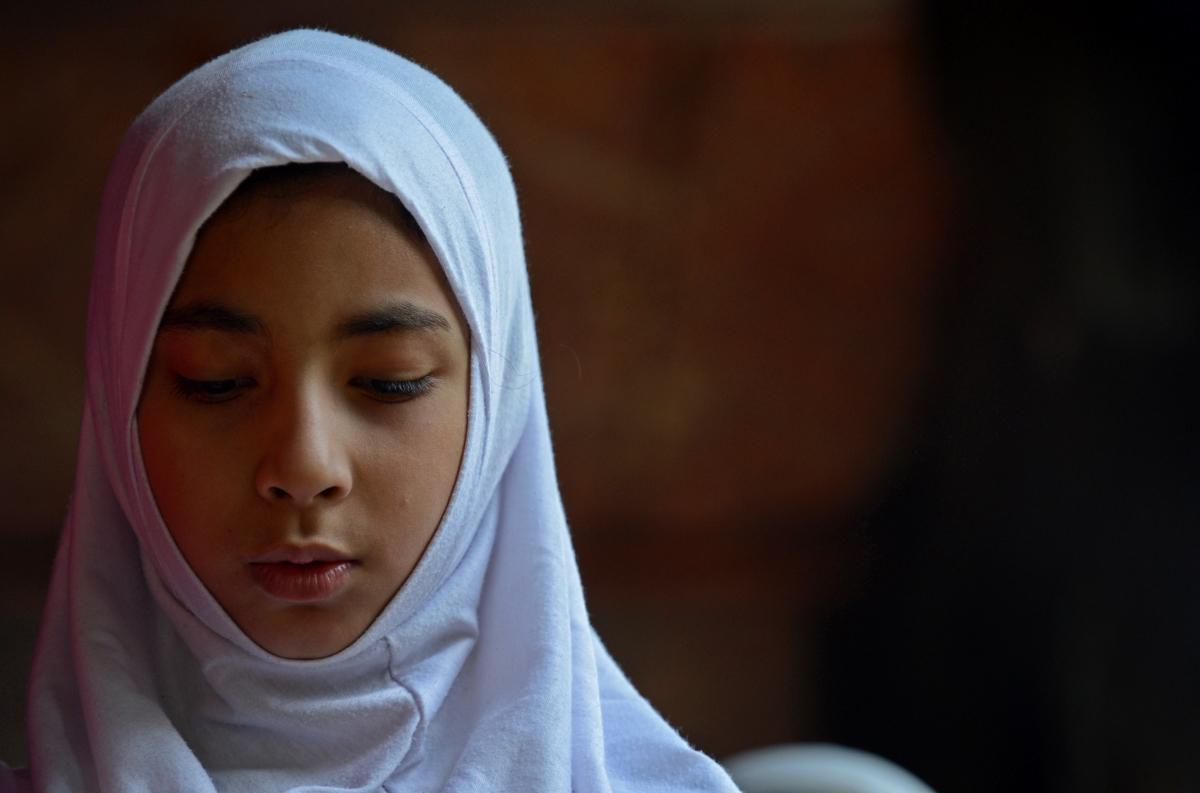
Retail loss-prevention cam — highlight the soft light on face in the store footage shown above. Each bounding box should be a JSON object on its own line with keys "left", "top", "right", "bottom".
{"left": 138, "top": 171, "right": 470, "bottom": 660}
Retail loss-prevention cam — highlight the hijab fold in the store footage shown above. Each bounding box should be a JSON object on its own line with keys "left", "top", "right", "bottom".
{"left": 5, "top": 30, "right": 737, "bottom": 793}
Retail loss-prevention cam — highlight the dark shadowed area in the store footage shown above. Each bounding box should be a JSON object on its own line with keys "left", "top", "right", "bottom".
{"left": 1, "top": 1, "right": 1198, "bottom": 790}
{"left": 823, "top": 4, "right": 1200, "bottom": 792}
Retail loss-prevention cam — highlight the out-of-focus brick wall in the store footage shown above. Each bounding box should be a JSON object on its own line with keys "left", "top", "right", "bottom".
{"left": 0, "top": 0, "right": 947, "bottom": 763}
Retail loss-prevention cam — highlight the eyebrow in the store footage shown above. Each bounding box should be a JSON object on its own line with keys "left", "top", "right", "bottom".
{"left": 158, "top": 302, "right": 266, "bottom": 335}
{"left": 334, "top": 302, "right": 452, "bottom": 340}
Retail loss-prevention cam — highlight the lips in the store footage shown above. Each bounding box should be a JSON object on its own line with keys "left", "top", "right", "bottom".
{"left": 249, "top": 545, "right": 356, "bottom": 602}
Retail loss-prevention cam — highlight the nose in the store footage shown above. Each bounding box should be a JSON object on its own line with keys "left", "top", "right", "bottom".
{"left": 254, "top": 381, "right": 352, "bottom": 508}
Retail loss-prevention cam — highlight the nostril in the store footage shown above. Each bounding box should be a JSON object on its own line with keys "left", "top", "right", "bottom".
{"left": 269, "top": 486, "right": 289, "bottom": 500}
{"left": 318, "top": 485, "right": 341, "bottom": 499}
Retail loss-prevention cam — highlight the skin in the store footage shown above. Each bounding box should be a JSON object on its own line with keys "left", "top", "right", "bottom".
{"left": 138, "top": 174, "right": 470, "bottom": 660}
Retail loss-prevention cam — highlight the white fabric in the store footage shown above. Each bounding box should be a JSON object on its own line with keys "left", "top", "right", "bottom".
{"left": 723, "top": 744, "right": 936, "bottom": 793}
{"left": 6, "top": 30, "right": 739, "bottom": 793}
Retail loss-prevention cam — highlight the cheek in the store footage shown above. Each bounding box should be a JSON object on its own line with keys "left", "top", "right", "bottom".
{"left": 137, "top": 393, "right": 256, "bottom": 571}
{"left": 354, "top": 386, "right": 468, "bottom": 577}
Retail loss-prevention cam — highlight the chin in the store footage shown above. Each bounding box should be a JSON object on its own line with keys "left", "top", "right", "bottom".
{"left": 243, "top": 609, "right": 367, "bottom": 660}
{"left": 258, "top": 633, "right": 358, "bottom": 661}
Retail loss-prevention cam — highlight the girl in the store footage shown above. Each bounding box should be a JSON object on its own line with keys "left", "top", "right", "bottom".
{"left": 2, "top": 29, "right": 738, "bottom": 792}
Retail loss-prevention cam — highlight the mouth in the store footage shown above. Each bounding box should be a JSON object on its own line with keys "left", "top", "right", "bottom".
{"left": 248, "top": 544, "right": 357, "bottom": 603}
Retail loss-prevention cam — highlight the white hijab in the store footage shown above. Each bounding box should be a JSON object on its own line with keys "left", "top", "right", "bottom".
{"left": 6, "top": 30, "right": 738, "bottom": 793}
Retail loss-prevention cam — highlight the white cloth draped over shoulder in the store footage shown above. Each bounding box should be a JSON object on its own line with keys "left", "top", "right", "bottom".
{"left": 3, "top": 29, "right": 739, "bottom": 793}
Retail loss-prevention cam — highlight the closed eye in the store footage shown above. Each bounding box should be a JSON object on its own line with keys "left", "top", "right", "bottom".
{"left": 351, "top": 375, "right": 435, "bottom": 403}
{"left": 173, "top": 376, "right": 256, "bottom": 403}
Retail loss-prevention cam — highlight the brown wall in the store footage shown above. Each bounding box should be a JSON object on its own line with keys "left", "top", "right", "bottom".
{"left": 0, "top": 0, "right": 948, "bottom": 764}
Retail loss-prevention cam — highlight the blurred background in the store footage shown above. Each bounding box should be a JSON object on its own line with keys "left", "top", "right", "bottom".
{"left": 1, "top": 1, "right": 1198, "bottom": 790}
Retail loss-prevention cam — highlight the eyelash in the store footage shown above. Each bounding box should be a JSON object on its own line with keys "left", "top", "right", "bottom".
{"left": 350, "top": 375, "right": 435, "bottom": 403}
{"left": 172, "top": 375, "right": 435, "bottom": 404}
{"left": 173, "top": 376, "right": 255, "bottom": 404}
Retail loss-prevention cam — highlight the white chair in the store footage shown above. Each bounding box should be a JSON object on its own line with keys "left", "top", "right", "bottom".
{"left": 723, "top": 743, "right": 936, "bottom": 793}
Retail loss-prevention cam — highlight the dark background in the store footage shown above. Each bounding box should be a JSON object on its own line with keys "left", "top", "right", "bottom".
{"left": 825, "top": 3, "right": 1200, "bottom": 791}
{"left": 1, "top": 2, "right": 1198, "bottom": 791}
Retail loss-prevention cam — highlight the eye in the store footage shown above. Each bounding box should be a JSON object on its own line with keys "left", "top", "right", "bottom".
{"left": 173, "top": 376, "right": 255, "bottom": 404}
{"left": 351, "top": 375, "right": 434, "bottom": 403}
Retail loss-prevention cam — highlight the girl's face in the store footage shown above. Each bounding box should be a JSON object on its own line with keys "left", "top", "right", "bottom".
{"left": 138, "top": 175, "right": 470, "bottom": 660}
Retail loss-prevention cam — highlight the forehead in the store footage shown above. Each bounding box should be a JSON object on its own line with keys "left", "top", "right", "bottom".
{"left": 211, "top": 163, "right": 422, "bottom": 240}
{"left": 169, "top": 173, "right": 454, "bottom": 332}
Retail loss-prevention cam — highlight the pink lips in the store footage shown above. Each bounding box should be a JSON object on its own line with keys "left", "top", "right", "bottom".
{"left": 248, "top": 545, "right": 356, "bottom": 603}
